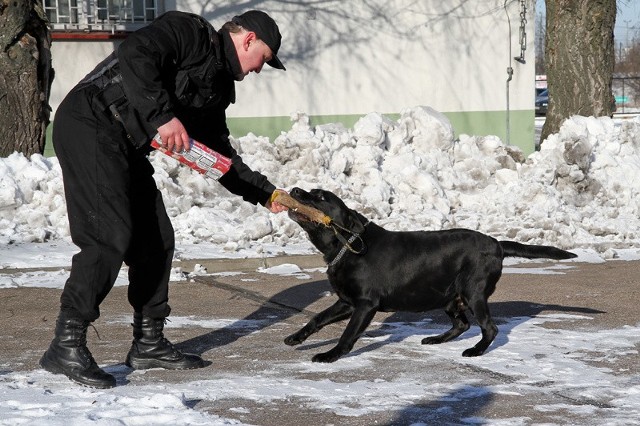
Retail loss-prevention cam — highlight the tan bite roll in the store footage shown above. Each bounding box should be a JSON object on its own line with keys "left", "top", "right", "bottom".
{"left": 271, "top": 191, "right": 332, "bottom": 225}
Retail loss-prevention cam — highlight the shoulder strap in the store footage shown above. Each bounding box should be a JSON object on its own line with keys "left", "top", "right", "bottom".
{"left": 210, "top": 31, "right": 223, "bottom": 70}
{"left": 192, "top": 15, "right": 223, "bottom": 69}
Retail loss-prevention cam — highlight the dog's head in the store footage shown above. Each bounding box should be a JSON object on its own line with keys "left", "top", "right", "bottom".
{"left": 288, "top": 187, "right": 366, "bottom": 254}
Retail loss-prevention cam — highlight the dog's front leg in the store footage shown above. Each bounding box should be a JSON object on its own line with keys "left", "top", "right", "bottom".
{"left": 312, "top": 302, "right": 377, "bottom": 363}
{"left": 284, "top": 300, "right": 354, "bottom": 346}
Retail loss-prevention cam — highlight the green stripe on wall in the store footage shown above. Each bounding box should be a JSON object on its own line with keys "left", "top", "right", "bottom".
{"left": 43, "top": 109, "right": 535, "bottom": 158}
{"left": 445, "top": 110, "right": 536, "bottom": 155}
{"left": 44, "top": 125, "right": 55, "bottom": 157}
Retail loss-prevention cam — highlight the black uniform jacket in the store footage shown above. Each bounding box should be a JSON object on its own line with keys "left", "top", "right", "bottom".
{"left": 84, "top": 11, "right": 276, "bottom": 206}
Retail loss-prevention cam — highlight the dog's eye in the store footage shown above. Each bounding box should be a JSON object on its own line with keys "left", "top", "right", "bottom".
{"left": 310, "top": 189, "right": 325, "bottom": 201}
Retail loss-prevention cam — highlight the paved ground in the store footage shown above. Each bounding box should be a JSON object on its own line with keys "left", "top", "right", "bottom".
{"left": 1, "top": 254, "right": 639, "bottom": 425}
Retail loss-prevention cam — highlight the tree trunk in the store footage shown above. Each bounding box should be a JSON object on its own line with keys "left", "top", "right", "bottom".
{"left": 541, "top": 0, "right": 616, "bottom": 143}
{"left": 0, "top": 0, "right": 53, "bottom": 157}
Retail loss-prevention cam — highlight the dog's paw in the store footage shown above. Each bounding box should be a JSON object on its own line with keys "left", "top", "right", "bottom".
{"left": 311, "top": 350, "right": 342, "bottom": 363}
{"left": 462, "top": 347, "right": 485, "bottom": 357}
{"left": 421, "top": 336, "right": 446, "bottom": 345}
{"left": 284, "top": 334, "right": 304, "bottom": 346}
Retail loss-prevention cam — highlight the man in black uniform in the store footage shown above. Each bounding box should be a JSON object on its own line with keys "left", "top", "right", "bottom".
{"left": 41, "top": 10, "right": 288, "bottom": 388}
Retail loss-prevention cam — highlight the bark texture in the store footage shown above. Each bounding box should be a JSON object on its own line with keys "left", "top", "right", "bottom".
{"left": 541, "top": 0, "right": 616, "bottom": 143}
{"left": 0, "top": 0, "right": 53, "bottom": 156}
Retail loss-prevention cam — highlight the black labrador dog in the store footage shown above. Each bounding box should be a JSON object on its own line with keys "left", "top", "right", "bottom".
{"left": 284, "top": 187, "right": 577, "bottom": 362}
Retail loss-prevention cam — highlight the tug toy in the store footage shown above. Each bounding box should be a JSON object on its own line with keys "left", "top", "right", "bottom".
{"left": 271, "top": 191, "right": 332, "bottom": 226}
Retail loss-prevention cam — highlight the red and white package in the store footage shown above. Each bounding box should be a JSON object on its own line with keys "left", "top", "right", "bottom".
{"left": 151, "top": 134, "right": 232, "bottom": 180}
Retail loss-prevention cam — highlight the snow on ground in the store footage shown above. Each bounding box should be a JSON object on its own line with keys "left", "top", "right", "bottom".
{"left": 1, "top": 108, "right": 640, "bottom": 424}
{"left": 3, "top": 313, "right": 640, "bottom": 425}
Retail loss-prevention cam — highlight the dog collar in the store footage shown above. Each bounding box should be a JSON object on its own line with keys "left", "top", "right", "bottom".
{"left": 328, "top": 234, "right": 359, "bottom": 268}
{"left": 327, "top": 220, "right": 369, "bottom": 268}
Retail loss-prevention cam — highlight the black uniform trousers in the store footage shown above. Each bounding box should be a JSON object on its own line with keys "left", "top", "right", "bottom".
{"left": 53, "top": 84, "right": 174, "bottom": 322}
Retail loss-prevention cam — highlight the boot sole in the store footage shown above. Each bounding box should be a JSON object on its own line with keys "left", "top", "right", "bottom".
{"left": 125, "top": 356, "right": 206, "bottom": 370}
{"left": 40, "top": 354, "right": 116, "bottom": 389}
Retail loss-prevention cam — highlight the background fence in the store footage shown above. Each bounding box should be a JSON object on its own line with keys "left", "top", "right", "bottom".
{"left": 613, "top": 76, "right": 640, "bottom": 113}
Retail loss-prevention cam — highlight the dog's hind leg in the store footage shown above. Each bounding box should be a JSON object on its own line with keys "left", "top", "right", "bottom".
{"left": 462, "top": 297, "right": 498, "bottom": 357}
{"left": 421, "top": 299, "right": 470, "bottom": 345}
{"left": 284, "top": 300, "right": 354, "bottom": 346}
{"left": 459, "top": 260, "right": 501, "bottom": 357}
{"left": 312, "top": 302, "right": 378, "bottom": 363}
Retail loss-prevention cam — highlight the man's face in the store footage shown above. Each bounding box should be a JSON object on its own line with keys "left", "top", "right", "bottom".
{"left": 235, "top": 33, "right": 274, "bottom": 81}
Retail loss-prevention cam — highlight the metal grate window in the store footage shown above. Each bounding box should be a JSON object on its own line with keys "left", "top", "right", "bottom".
{"left": 44, "top": 0, "right": 161, "bottom": 32}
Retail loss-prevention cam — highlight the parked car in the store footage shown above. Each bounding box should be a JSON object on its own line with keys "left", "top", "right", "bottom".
{"left": 535, "top": 89, "right": 548, "bottom": 116}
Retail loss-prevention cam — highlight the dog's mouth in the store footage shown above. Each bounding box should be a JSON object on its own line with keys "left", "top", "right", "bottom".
{"left": 287, "top": 202, "right": 322, "bottom": 225}
{"left": 281, "top": 189, "right": 333, "bottom": 226}
{"left": 287, "top": 208, "right": 309, "bottom": 223}
{"left": 286, "top": 194, "right": 322, "bottom": 224}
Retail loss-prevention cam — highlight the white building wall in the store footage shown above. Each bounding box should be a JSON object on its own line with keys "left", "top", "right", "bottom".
{"left": 50, "top": 1, "right": 535, "bottom": 148}
{"left": 224, "top": 1, "right": 534, "bottom": 117}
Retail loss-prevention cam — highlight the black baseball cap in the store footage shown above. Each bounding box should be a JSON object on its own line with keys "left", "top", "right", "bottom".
{"left": 232, "top": 10, "right": 285, "bottom": 70}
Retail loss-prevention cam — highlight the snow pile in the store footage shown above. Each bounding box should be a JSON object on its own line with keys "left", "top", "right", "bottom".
{"left": 1, "top": 107, "right": 640, "bottom": 255}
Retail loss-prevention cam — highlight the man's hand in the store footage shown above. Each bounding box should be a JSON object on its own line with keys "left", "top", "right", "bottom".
{"left": 266, "top": 189, "right": 289, "bottom": 213}
{"left": 157, "top": 118, "right": 190, "bottom": 152}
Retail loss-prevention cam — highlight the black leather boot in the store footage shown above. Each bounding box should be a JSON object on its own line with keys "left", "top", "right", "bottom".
{"left": 125, "top": 313, "right": 205, "bottom": 370}
{"left": 40, "top": 314, "right": 116, "bottom": 388}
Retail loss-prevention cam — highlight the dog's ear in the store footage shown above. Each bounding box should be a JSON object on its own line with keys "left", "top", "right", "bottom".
{"left": 345, "top": 210, "right": 366, "bottom": 234}
{"left": 322, "top": 191, "right": 366, "bottom": 233}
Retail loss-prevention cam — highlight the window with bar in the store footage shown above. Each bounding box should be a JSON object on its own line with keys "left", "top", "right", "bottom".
{"left": 44, "top": 0, "right": 161, "bottom": 32}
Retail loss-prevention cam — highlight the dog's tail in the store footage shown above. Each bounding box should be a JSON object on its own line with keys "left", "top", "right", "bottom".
{"left": 499, "top": 241, "right": 577, "bottom": 260}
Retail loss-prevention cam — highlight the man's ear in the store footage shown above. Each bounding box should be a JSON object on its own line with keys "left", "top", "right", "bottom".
{"left": 243, "top": 31, "right": 257, "bottom": 51}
